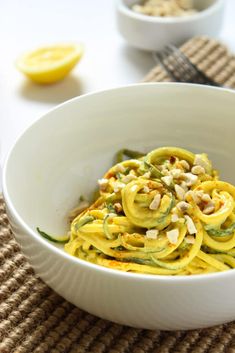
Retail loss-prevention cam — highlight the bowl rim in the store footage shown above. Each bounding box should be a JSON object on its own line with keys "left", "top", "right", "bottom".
{"left": 3, "top": 81, "right": 235, "bottom": 284}
{"left": 117, "top": 0, "right": 225, "bottom": 24}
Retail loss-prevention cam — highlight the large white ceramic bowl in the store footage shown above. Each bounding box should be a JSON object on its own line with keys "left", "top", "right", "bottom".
{"left": 116, "top": 0, "right": 225, "bottom": 51}
{"left": 3, "top": 83, "right": 235, "bottom": 330}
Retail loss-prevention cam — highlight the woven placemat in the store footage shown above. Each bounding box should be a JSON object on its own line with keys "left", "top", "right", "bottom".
{"left": 143, "top": 36, "right": 235, "bottom": 87}
{"left": 2, "top": 36, "right": 235, "bottom": 353}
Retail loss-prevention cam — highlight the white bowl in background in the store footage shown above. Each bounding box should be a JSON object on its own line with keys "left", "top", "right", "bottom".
{"left": 3, "top": 83, "right": 235, "bottom": 330}
{"left": 116, "top": 0, "right": 225, "bottom": 51}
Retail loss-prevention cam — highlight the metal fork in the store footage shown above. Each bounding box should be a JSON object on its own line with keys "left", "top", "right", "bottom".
{"left": 153, "top": 44, "right": 220, "bottom": 86}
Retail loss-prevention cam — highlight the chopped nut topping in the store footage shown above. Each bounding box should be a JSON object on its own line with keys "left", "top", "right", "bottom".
{"left": 183, "top": 172, "right": 198, "bottom": 186}
{"left": 114, "top": 202, "right": 122, "bottom": 213}
{"left": 167, "top": 229, "right": 179, "bottom": 244}
{"left": 149, "top": 194, "right": 161, "bottom": 210}
{"left": 143, "top": 185, "right": 150, "bottom": 193}
{"left": 115, "top": 164, "right": 126, "bottom": 173}
{"left": 132, "top": 0, "right": 197, "bottom": 17}
{"left": 161, "top": 168, "right": 170, "bottom": 176}
{"left": 171, "top": 214, "right": 179, "bottom": 222}
{"left": 179, "top": 160, "right": 190, "bottom": 170}
{"left": 201, "top": 194, "right": 211, "bottom": 203}
{"left": 122, "top": 174, "right": 137, "bottom": 183}
{"left": 185, "top": 190, "right": 203, "bottom": 204}
{"left": 175, "top": 184, "right": 186, "bottom": 201}
{"left": 142, "top": 171, "right": 151, "bottom": 179}
{"left": 161, "top": 175, "right": 173, "bottom": 186}
{"left": 203, "top": 202, "right": 215, "bottom": 215}
{"left": 180, "top": 181, "right": 188, "bottom": 192}
{"left": 146, "top": 229, "right": 159, "bottom": 239}
{"left": 185, "top": 215, "right": 197, "bottom": 234}
{"left": 177, "top": 201, "right": 190, "bottom": 213}
{"left": 98, "top": 178, "right": 109, "bottom": 191}
{"left": 191, "top": 165, "right": 205, "bottom": 175}
{"left": 195, "top": 190, "right": 204, "bottom": 199}
{"left": 194, "top": 154, "right": 210, "bottom": 172}
{"left": 185, "top": 236, "right": 195, "bottom": 244}
{"left": 113, "top": 182, "right": 125, "bottom": 193}
{"left": 170, "top": 168, "right": 182, "bottom": 178}
{"left": 130, "top": 185, "right": 138, "bottom": 192}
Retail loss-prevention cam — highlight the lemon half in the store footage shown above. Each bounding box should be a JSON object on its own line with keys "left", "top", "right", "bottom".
{"left": 16, "top": 43, "right": 84, "bottom": 84}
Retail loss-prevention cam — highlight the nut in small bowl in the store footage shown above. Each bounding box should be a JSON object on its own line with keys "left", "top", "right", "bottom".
{"left": 116, "top": 0, "right": 225, "bottom": 51}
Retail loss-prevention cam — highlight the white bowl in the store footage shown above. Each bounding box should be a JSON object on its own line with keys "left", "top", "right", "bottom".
{"left": 3, "top": 83, "right": 235, "bottom": 330}
{"left": 116, "top": 0, "right": 225, "bottom": 51}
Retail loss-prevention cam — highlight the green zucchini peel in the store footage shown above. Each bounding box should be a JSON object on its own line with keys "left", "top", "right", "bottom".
{"left": 36, "top": 227, "right": 69, "bottom": 244}
{"left": 205, "top": 223, "right": 235, "bottom": 237}
{"left": 116, "top": 149, "right": 145, "bottom": 163}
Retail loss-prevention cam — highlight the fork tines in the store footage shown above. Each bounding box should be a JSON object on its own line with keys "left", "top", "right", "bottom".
{"left": 154, "top": 44, "right": 219, "bottom": 87}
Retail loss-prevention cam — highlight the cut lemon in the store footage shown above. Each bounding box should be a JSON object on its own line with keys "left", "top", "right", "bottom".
{"left": 16, "top": 43, "right": 84, "bottom": 84}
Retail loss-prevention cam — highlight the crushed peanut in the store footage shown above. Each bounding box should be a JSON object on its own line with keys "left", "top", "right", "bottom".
{"left": 191, "top": 165, "right": 205, "bottom": 175}
{"left": 185, "top": 190, "right": 203, "bottom": 204}
{"left": 175, "top": 184, "right": 186, "bottom": 201}
{"left": 130, "top": 185, "right": 138, "bottom": 192}
{"left": 115, "top": 164, "right": 126, "bottom": 173}
{"left": 183, "top": 172, "right": 198, "bottom": 186}
{"left": 203, "top": 202, "right": 215, "bottom": 215}
{"left": 177, "top": 201, "right": 190, "bottom": 213}
{"left": 122, "top": 174, "right": 137, "bottom": 183}
{"left": 113, "top": 182, "right": 125, "bottom": 193}
{"left": 195, "top": 190, "right": 204, "bottom": 200}
{"left": 166, "top": 229, "right": 179, "bottom": 244}
{"left": 194, "top": 154, "right": 210, "bottom": 172}
{"left": 114, "top": 202, "right": 123, "bottom": 213}
{"left": 170, "top": 168, "right": 182, "bottom": 178}
{"left": 98, "top": 178, "right": 109, "bottom": 191}
{"left": 171, "top": 214, "right": 179, "bottom": 222}
{"left": 142, "top": 171, "right": 151, "bottom": 179}
{"left": 201, "top": 194, "right": 212, "bottom": 203}
{"left": 180, "top": 181, "right": 188, "bottom": 192}
{"left": 149, "top": 194, "right": 161, "bottom": 210}
{"left": 179, "top": 160, "right": 190, "bottom": 170}
{"left": 146, "top": 229, "right": 159, "bottom": 239}
{"left": 161, "top": 175, "right": 173, "bottom": 186}
{"left": 132, "top": 0, "right": 197, "bottom": 17}
{"left": 143, "top": 185, "right": 150, "bottom": 193}
{"left": 161, "top": 168, "right": 170, "bottom": 176}
{"left": 185, "top": 215, "right": 197, "bottom": 234}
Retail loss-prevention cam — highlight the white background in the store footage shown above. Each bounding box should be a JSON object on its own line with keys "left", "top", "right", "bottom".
{"left": 0, "top": 0, "right": 235, "bottom": 163}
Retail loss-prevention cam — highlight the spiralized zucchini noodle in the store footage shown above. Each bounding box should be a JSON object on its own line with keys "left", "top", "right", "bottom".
{"left": 39, "top": 147, "right": 235, "bottom": 275}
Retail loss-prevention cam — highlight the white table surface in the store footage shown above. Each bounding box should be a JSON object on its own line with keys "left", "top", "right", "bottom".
{"left": 0, "top": 0, "right": 235, "bottom": 167}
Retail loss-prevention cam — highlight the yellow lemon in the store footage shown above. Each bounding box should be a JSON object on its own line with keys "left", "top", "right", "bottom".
{"left": 16, "top": 43, "right": 84, "bottom": 84}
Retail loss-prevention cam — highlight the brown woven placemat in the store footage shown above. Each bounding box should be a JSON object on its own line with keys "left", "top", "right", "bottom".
{"left": 144, "top": 36, "right": 235, "bottom": 87}
{"left": 2, "top": 36, "right": 235, "bottom": 353}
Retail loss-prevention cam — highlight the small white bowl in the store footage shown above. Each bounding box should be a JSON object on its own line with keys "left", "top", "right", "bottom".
{"left": 3, "top": 83, "right": 235, "bottom": 330}
{"left": 116, "top": 0, "right": 225, "bottom": 51}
